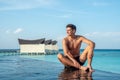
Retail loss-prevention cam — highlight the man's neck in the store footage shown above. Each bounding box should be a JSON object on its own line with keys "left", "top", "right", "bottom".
{"left": 68, "top": 35, "right": 76, "bottom": 39}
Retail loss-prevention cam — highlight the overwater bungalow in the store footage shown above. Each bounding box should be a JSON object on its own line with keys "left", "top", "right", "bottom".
{"left": 18, "top": 38, "right": 58, "bottom": 55}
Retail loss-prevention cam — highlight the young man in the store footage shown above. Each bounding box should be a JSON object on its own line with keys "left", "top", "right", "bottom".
{"left": 57, "top": 24, "right": 95, "bottom": 72}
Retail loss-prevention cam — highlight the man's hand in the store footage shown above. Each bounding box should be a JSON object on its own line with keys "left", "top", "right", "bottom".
{"left": 73, "top": 60, "right": 80, "bottom": 69}
{"left": 73, "top": 60, "right": 89, "bottom": 71}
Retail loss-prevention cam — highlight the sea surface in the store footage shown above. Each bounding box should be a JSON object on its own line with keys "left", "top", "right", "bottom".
{"left": 0, "top": 49, "right": 120, "bottom": 74}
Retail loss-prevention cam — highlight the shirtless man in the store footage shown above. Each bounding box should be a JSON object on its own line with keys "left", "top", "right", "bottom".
{"left": 57, "top": 24, "right": 95, "bottom": 72}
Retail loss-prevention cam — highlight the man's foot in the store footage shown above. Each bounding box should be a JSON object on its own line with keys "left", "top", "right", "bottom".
{"left": 87, "top": 66, "right": 95, "bottom": 72}
{"left": 89, "top": 68, "right": 94, "bottom": 72}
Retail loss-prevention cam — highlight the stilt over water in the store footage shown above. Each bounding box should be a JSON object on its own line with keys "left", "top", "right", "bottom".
{"left": 0, "top": 49, "right": 58, "bottom": 56}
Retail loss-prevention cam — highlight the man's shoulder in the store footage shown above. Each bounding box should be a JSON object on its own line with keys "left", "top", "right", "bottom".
{"left": 62, "top": 37, "right": 69, "bottom": 44}
{"left": 62, "top": 37, "right": 68, "bottom": 41}
{"left": 76, "top": 35, "right": 86, "bottom": 41}
{"left": 76, "top": 35, "right": 84, "bottom": 38}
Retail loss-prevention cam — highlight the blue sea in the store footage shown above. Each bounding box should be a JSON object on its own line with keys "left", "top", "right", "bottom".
{"left": 0, "top": 49, "right": 120, "bottom": 80}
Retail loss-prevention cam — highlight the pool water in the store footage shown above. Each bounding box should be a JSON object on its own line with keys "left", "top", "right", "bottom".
{"left": 0, "top": 49, "right": 120, "bottom": 80}
{"left": 21, "top": 49, "right": 120, "bottom": 74}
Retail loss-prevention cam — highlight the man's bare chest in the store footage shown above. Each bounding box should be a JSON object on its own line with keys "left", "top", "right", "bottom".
{"left": 67, "top": 41, "right": 80, "bottom": 50}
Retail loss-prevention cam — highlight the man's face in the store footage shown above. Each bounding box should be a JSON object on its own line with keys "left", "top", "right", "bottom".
{"left": 66, "top": 27, "right": 75, "bottom": 36}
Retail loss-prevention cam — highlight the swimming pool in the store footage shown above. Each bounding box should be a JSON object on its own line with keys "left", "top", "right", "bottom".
{"left": 0, "top": 49, "right": 120, "bottom": 80}
{"left": 21, "top": 49, "right": 120, "bottom": 74}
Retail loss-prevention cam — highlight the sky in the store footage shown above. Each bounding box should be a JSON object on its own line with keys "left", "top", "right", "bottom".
{"left": 0, "top": 0, "right": 120, "bottom": 49}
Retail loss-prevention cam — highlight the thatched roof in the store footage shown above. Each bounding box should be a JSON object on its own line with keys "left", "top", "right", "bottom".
{"left": 18, "top": 38, "right": 57, "bottom": 45}
{"left": 51, "top": 40, "right": 57, "bottom": 45}
{"left": 18, "top": 38, "right": 45, "bottom": 44}
{"left": 44, "top": 39, "right": 52, "bottom": 45}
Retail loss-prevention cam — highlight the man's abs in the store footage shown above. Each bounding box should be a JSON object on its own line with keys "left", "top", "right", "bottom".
{"left": 70, "top": 50, "right": 80, "bottom": 57}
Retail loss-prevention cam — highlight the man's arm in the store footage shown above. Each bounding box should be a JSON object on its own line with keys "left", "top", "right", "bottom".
{"left": 62, "top": 38, "right": 74, "bottom": 59}
{"left": 81, "top": 36, "right": 95, "bottom": 48}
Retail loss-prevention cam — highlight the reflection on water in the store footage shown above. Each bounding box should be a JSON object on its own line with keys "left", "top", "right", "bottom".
{"left": 58, "top": 69, "right": 93, "bottom": 80}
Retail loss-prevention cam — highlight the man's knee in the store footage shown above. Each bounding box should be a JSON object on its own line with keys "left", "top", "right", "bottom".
{"left": 57, "top": 53, "right": 63, "bottom": 59}
{"left": 88, "top": 54, "right": 93, "bottom": 59}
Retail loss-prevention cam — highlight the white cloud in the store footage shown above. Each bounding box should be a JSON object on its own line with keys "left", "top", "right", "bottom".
{"left": 5, "top": 28, "right": 23, "bottom": 34}
{"left": 84, "top": 32, "right": 99, "bottom": 37}
{"left": 13, "top": 28, "right": 23, "bottom": 34}
{"left": 84, "top": 32, "right": 120, "bottom": 37}
{"left": 0, "top": 0, "right": 56, "bottom": 11}
{"left": 92, "top": 2, "right": 110, "bottom": 6}
{"left": 56, "top": 35, "right": 65, "bottom": 41}
{"left": 5, "top": 29, "right": 11, "bottom": 34}
{"left": 59, "top": 15, "right": 71, "bottom": 18}
{"left": 49, "top": 8, "right": 88, "bottom": 16}
{"left": 53, "top": 8, "right": 88, "bottom": 14}
{"left": 45, "top": 14, "right": 72, "bottom": 18}
{"left": 83, "top": 32, "right": 120, "bottom": 49}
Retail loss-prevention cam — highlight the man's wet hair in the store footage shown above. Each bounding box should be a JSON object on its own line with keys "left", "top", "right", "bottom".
{"left": 66, "top": 24, "right": 76, "bottom": 31}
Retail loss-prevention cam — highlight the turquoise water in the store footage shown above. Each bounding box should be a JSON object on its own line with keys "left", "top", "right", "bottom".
{"left": 0, "top": 49, "right": 120, "bottom": 74}
{"left": 21, "top": 49, "right": 120, "bottom": 74}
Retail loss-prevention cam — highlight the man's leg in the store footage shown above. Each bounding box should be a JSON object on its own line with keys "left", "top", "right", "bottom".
{"left": 57, "top": 53, "right": 76, "bottom": 68}
{"left": 80, "top": 46, "right": 94, "bottom": 72}
{"left": 57, "top": 53, "right": 88, "bottom": 70}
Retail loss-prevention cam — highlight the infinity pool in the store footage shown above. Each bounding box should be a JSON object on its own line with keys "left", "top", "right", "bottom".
{"left": 0, "top": 54, "right": 120, "bottom": 80}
